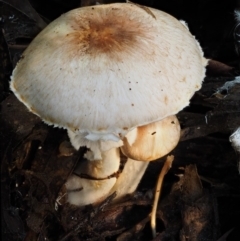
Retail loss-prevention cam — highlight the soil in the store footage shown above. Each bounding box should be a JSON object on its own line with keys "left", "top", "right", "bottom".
{"left": 1, "top": 0, "right": 240, "bottom": 241}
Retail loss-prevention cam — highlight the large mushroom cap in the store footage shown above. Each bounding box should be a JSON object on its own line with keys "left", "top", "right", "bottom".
{"left": 11, "top": 3, "right": 207, "bottom": 141}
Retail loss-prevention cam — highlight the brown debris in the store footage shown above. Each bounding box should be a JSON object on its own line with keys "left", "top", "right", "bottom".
{"left": 154, "top": 165, "right": 215, "bottom": 241}
{"left": 179, "top": 165, "right": 214, "bottom": 241}
{"left": 206, "top": 59, "right": 238, "bottom": 77}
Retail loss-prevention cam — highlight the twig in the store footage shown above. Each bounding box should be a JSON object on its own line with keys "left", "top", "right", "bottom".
{"left": 151, "top": 155, "right": 174, "bottom": 238}
{"left": 217, "top": 228, "right": 234, "bottom": 241}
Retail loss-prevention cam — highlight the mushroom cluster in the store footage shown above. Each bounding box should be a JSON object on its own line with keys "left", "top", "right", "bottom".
{"left": 10, "top": 3, "right": 207, "bottom": 206}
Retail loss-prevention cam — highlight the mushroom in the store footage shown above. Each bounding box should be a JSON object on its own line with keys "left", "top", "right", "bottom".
{"left": 121, "top": 115, "right": 180, "bottom": 162}
{"left": 111, "top": 115, "right": 180, "bottom": 200}
{"left": 10, "top": 3, "right": 207, "bottom": 205}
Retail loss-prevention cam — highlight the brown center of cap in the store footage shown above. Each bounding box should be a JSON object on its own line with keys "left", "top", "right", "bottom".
{"left": 67, "top": 6, "right": 152, "bottom": 59}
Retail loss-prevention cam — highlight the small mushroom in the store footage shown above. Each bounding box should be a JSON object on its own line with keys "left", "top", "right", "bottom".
{"left": 10, "top": 3, "right": 207, "bottom": 205}
{"left": 111, "top": 116, "right": 180, "bottom": 200}
{"left": 121, "top": 115, "right": 180, "bottom": 162}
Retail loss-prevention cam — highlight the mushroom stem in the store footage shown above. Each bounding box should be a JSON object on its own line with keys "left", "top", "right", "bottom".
{"left": 151, "top": 155, "right": 174, "bottom": 238}
{"left": 110, "top": 158, "right": 149, "bottom": 200}
{"left": 65, "top": 147, "right": 120, "bottom": 206}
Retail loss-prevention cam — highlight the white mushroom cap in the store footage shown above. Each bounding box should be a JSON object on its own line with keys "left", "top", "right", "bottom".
{"left": 10, "top": 3, "right": 207, "bottom": 142}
